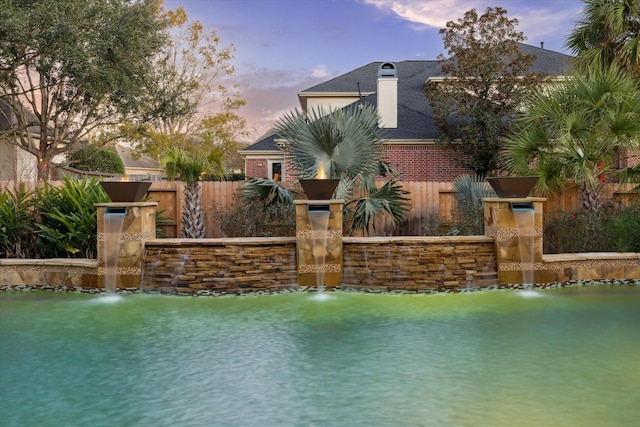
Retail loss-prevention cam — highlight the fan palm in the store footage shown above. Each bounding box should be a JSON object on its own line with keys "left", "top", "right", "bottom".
{"left": 567, "top": 0, "right": 640, "bottom": 79}
{"left": 502, "top": 65, "right": 640, "bottom": 211}
{"left": 241, "top": 104, "right": 410, "bottom": 234}
{"left": 161, "top": 147, "right": 224, "bottom": 238}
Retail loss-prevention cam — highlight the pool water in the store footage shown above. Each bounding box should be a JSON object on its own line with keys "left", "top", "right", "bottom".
{"left": 1, "top": 286, "right": 639, "bottom": 427}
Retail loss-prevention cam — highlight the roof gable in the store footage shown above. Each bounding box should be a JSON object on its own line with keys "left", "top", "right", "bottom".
{"left": 243, "top": 43, "right": 573, "bottom": 148}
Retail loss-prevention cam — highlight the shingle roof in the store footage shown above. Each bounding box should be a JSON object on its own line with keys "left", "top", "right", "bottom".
{"left": 244, "top": 43, "right": 572, "bottom": 150}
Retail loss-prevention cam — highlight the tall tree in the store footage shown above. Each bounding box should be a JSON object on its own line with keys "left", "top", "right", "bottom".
{"left": 134, "top": 6, "right": 247, "bottom": 175}
{"left": 567, "top": 0, "right": 640, "bottom": 79}
{"left": 502, "top": 65, "right": 640, "bottom": 211}
{"left": 0, "top": 0, "right": 170, "bottom": 181}
{"left": 424, "top": 7, "right": 548, "bottom": 177}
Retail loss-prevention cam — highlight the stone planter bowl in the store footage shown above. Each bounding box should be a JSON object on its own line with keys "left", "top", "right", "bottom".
{"left": 100, "top": 181, "right": 152, "bottom": 203}
{"left": 487, "top": 176, "right": 538, "bottom": 198}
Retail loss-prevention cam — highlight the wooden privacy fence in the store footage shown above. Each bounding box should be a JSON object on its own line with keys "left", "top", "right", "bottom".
{"left": 1, "top": 180, "right": 635, "bottom": 238}
{"left": 148, "top": 181, "right": 636, "bottom": 238}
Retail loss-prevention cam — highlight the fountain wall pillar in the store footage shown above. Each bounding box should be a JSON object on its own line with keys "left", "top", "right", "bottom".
{"left": 294, "top": 200, "right": 343, "bottom": 289}
{"left": 484, "top": 197, "right": 546, "bottom": 285}
{"left": 96, "top": 202, "right": 157, "bottom": 289}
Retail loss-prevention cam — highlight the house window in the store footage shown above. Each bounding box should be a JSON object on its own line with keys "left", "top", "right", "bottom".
{"left": 270, "top": 161, "right": 282, "bottom": 181}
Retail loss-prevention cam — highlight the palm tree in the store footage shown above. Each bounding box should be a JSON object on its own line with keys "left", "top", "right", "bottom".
{"left": 567, "top": 0, "right": 640, "bottom": 79}
{"left": 161, "top": 147, "right": 224, "bottom": 238}
{"left": 241, "top": 104, "right": 410, "bottom": 234}
{"left": 502, "top": 65, "right": 640, "bottom": 211}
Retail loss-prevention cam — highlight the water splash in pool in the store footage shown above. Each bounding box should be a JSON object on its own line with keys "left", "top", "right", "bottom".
{"left": 90, "top": 294, "right": 124, "bottom": 304}
{"left": 517, "top": 289, "right": 544, "bottom": 298}
{"left": 309, "top": 292, "right": 333, "bottom": 302}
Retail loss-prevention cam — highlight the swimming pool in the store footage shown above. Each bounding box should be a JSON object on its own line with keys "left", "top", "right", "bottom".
{"left": 1, "top": 285, "right": 639, "bottom": 426}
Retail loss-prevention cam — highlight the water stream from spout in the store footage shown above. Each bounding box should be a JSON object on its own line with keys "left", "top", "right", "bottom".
{"left": 513, "top": 209, "right": 535, "bottom": 286}
{"left": 308, "top": 210, "right": 330, "bottom": 294}
{"left": 103, "top": 210, "right": 126, "bottom": 293}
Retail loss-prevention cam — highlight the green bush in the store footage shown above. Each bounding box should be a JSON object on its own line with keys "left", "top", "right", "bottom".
{"left": 217, "top": 195, "right": 295, "bottom": 237}
{"left": 0, "top": 184, "right": 38, "bottom": 258}
{"left": 35, "top": 177, "right": 109, "bottom": 258}
{"left": 70, "top": 146, "right": 125, "bottom": 174}
{"left": 544, "top": 203, "right": 640, "bottom": 253}
{"left": 448, "top": 174, "right": 494, "bottom": 235}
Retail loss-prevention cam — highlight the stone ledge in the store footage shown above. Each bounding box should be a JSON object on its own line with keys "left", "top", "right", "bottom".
{"left": 0, "top": 258, "right": 97, "bottom": 268}
{"left": 144, "top": 237, "right": 296, "bottom": 247}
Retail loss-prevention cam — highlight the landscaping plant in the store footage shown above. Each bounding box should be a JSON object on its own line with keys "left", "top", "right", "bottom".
{"left": 0, "top": 184, "right": 38, "bottom": 258}
{"left": 35, "top": 177, "right": 109, "bottom": 258}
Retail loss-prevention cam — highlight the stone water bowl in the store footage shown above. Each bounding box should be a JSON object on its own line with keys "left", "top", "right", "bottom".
{"left": 100, "top": 181, "right": 152, "bottom": 203}
{"left": 487, "top": 176, "right": 538, "bottom": 198}
{"left": 299, "top": 179, "right": 340, "bottom": 200}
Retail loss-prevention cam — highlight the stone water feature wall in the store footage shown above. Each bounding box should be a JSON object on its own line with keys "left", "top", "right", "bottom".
{"left": 138, "top": 236, "right": 499, "bottom": 295}
{"left": 342, "top": 236, "right": 498, "bottom": 292}
{"left": 141, "top": 238, "right": 298, "bottom": 295}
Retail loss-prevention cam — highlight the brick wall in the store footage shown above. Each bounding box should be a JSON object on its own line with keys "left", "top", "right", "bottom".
{"left": 383, "top": 144, "right": 474, "bottom": 181}
{"left": 245, "top": 158, "right": 269, "bottom": 179}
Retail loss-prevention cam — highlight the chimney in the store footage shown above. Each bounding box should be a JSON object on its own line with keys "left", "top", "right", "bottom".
{"left": 377, "top": 62, "right": 397, "bottom": 129}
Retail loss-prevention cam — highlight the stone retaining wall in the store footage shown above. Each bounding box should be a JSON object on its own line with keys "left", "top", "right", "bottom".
{"left": 0, "top": 259, "right": 98, "bottom": 288}
{"left": 343, "top": 236, "right": 498, "bottom": 292}
{"left": 141, "top": 238, "right": 298, "bottom": 295}
{"left": 138, "top": 236, "right": 499, "bottom": 295}
{"left": 1, "top": 239, "right": 638, "bottom": 296}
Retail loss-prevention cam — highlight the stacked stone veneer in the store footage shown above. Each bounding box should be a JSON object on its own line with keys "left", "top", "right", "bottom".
{"left": 484, "top": 197, "right": 548, "bottom": 284}
{"left": 138, "top": 236, "right": 499, "bottom": 295}
{"left": 141, "top": 238, "right": 298, "bottom": 295}
{"left": 342, "top": 236, "right": 498, "bottom": 292}
{"left": 295, "top": 200, "right": 343, "bottom": 288}
{"left": 96, "top": 202, "right": 157, "bottom": 288}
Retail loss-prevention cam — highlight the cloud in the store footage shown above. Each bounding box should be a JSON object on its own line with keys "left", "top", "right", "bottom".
{"left": 361, "top": 0, "right": 489, "bottom": 29}
{"left": 232, "top": 67, "right": 333, "bottom": 142}
{"left": 312, "top": 64, "right": 329, "bottom": 78}
{"left": 360, "top": 0, "right": 581, "bottom": 53}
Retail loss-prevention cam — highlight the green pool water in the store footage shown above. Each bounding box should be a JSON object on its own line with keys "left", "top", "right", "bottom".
{"left": 1, "top": 286, "right": 639, "bottom": 427}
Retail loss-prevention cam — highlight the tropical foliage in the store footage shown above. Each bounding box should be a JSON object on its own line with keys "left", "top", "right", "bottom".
{"left": 448, "top": 174, "right": 495, "bottom": 235}
{"left": 0, "top": 178, "right": 110, "bottom": 259}
{"left": 0, "top": 184, "right": 37, "bottom": 258}
{"left": 567, "top": 0, "right": 640, "bottom": 79}
{"left": 238, "top": 104, "right": 410, "bottom": 235}
{"left": 161, "top": 147, "right": 224, "bottom": 238}
{"left": 502, "top": 65, "right": 640, "bottom": 211}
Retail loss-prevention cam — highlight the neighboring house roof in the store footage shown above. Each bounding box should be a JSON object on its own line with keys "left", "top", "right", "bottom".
{"left": 242, "top": 43, "right": 572, "bottom": 150}
{"left": 240, "top": 131, "right": 283, "bottom": 153}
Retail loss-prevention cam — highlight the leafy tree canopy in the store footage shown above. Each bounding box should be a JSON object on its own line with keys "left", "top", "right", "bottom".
{"left": 0, "top": 0, "right": 171, "bottom": 181}
{"left": 424, "top": 6, "right": 548, "bottom": 177}
{"left": 131, "top": 6, "right": 247, "bottom": 177}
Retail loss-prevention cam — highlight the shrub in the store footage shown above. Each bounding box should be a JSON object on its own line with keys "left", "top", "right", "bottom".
{"left": 448, "top": 174, "right": 494, "bottom": 235}
{"left": 70, "top": 146, "right": 125, "bottom": 174}
{"left": 0, "top": 184, "right": 38, "bottom": 258}
{"left": 544, "top": 203, "right": 640, "bottom": 253}
{"left": 217, "top": 195, "right": 296, "bottom": 237}
{"left": 35, "top": 177, "right": 109, "bottom": 258}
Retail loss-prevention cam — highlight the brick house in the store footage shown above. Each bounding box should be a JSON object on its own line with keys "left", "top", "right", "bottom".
{"left": 240, "top": 43, "right": 573, "bottom": 182}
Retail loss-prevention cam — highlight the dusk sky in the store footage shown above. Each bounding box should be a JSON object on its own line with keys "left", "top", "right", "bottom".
{"left": 164, "top": 0, "right": 585, "bottom": 143}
